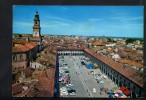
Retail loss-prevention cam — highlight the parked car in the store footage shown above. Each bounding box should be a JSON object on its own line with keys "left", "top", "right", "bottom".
{"left": 66, "top": 83, "right": 73, "bottom": 87}
{"left": 90, "top": 71, "right": 94, "bottom": 75}
{"left": 64, "top": 70, "right": 69, "bottom": 73}
{"left": 67, "top": 87, "right": 76, "bottom": 96}
{"left": 63, "top": 66, "right": 69, "bottom": 69}
{"left": 60, "top": 87, "right": 67, "bottom": 91}
{"left": 81, "top": 61, "right": 86, "bottom": 65}
{"left": 60, "top": 89, "right": 68, "bottom": 96}
{"left": 59, "top": 76, "right": 63, "bottom": 82}
{"left": 97, "top": 74, "right": 101, "bottom": 77}
{"left": 93, "top": 88, "right": 96, "bottom": 93}
{"left": 96, "top": 78, "right": 104, "bottom": 83}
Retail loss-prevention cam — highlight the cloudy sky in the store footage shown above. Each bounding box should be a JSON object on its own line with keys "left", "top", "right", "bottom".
{"left": 13, "top": 6, "right": 143, "bottom": 38}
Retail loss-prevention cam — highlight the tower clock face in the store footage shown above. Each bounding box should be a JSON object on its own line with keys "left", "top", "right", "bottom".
{"left": 33, "top": 31, "right": 39, "bottom": 37}
{"left": 34, "top": 31, "right": 39, "bottom": 35}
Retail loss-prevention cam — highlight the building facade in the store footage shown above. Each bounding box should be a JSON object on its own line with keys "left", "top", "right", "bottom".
{"left": 12, "top": 41, "right": 38, "bottom": 74}
{"left": 83, "top": 49, "right": 143, "bottom": 97}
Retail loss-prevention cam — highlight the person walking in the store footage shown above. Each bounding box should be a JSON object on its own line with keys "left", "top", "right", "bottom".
{"left": 100, "top": 91, "right": 102, "bottom": 95}
{"left": 100, "top": 87, "right": 102, "bottom": 95}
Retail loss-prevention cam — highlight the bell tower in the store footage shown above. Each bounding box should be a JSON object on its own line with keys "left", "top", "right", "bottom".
{"left": 33, "top": 11, "right": 41, "bottom": 37}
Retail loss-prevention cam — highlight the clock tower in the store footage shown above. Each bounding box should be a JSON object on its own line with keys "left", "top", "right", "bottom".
{"left": 33, "top": 11, "right": 41, "bottom": 37}
{"left": 31, "top": 11, "right": 42, "bottom": 51}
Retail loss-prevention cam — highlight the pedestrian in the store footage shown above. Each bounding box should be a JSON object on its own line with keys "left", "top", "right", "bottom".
{"left": 100, "top": 87, "right": 102, "bottom": 92}
{"left": 100, "top": 91, "right": 102, "bottom": 95}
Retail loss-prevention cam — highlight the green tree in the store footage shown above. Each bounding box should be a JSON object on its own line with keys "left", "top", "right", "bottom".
{"left": 126, "top": 38, "right": 136, "bottom": 44}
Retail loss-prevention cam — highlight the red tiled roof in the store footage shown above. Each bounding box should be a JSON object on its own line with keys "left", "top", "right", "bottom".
{"left": 117, "top": 50, "right": 128, "bottom": 57}
{"left": 117, "top": 59, "right": 133, "bottom": 64}
{"left": 25, "top": 42, "right": 37, "bottom": 49}
{"left": 35, "top": 68, "right": 55, "bottom": 97}
{"left": 13, "top": 45, "right": 30, "bottom": 53}
{"left": 12, "top": 83, "right": 23, "bottom": 95}
{"left": 93, "top": 41, "right": 103, "bottom": 46}
{"left": 84, "top": 48, "right": 143, "bottom": 88}
{"left": 13, "top": 42, "right": 37, "bottom": 53}
{"left": 123, "top": 89, "right": 131, "bottom": 96}
{"left": 131, "top": 61, "right": 143, "bottom": 68}
{"left": 120, "top": 86, "right": 126, "bottom": 91}
{"left": 117, "top": 59, "right": 143, "bottom": 68}
{"left": 12, "top": 39, "right": 29, "bottom": 45}
{"left": 23, "top": 67, "right": 33, "bottom": 77}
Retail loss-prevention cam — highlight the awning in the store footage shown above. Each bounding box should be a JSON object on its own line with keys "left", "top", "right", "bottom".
{"left": 120, "top": 86, "right": 126, "bottom": 92}
{"left": 124, "top": 89, "right": 131, "bottom": 96}
{"left": 94, "top": 63, "right": 98, "bottom": 67}
{"left": 87, "top": 63, "right": 94, "bottom": 68}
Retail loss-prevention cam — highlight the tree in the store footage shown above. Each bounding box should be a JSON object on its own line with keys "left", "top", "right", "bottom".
{"left": 126, "top": 38, "right": 137, "bottom": 44}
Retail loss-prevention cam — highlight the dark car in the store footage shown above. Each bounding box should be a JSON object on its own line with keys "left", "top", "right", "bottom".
{"left": 67, "top": 87, "right": 76, "bottom": 93}
{"left": 64, "top": 70, "right": 69, "bottom": 73}
{"left": 81, "top": 61, "right": 86, "bottom": 65}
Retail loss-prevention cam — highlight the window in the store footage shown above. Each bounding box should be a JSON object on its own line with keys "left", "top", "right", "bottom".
{"left": 13, "top": 55, "right": 17, "bottom": 61}
{"left": 35, "top": 21, "right": 37, "bottom": 24}
{"left": 20, "top": 54, "right": 23, "bottom": 60}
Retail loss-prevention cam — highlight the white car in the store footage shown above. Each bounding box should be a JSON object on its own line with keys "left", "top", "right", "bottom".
{"left": 93, "top": 88, "right": 96, "bottom": 93}
{"left": 66, "top": 83, "right": 73, "bottom": 87}
{"left": 63, "top": 66, "right": 69, "bottom": 69}
{"left": 60, "top": 87, "right": 66, "bottom": 91}
{"left": 69, "top": 92, "right": 76, "bottom": 96}
{"left": 102, "top": 75, "right": 107, "bottom": 79}
{"left": 99, "top": 80, "right": 104, "bottom": 83}
{"left": 60, "top": 89, "right": 68, "bottom": 96}
{"left": 59, "top": 70, "right": 64, "bottom": 74}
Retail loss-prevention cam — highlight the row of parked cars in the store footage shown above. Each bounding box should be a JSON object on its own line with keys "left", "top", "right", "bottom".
{"left": 59, "top": 56, "right": 76, "bottom": 97}
{"left": 90, "top": 70, "right": 107, "bottom": 83}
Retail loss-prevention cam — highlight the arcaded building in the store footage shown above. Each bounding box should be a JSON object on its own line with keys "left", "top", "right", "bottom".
{"left": 57, "top": 48, "right": 143, "bottom": 97}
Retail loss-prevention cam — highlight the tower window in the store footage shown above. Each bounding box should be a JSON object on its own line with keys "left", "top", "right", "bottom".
{"left": 35, "top": 21, "right": 37, "bottom": 24}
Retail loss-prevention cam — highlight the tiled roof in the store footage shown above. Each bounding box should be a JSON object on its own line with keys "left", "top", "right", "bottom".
{"left": 25, "top": 42, "right": 37, "bottom": 49}
{"left": 93, "top": 41, "right": 103, "bottom": 46}
{"left": 12, "top": 45, "right": 30, "bottom": 53}
{"left": 13, "top": 42, "right": 37, "bottom": 53}
{"left": 117, "top": 59, "right": 133, "bottom": 64}
{"left": 117, "top": 59, "right": 143, "bottom": 68}
{"left": 35, "top": 67, "right": 55, "bottom": 96}
{"left": 117, "top": 50, "right": 128, "bottom": 57}
{"left": 84, "top": 48, "right": 143, "bottom": 88}
{"left": 23, "top": 67, "right": 33, "bottom": 77}
{"left": 57, "top": 48, "right": 83, "bottom": 51}
{"left": 50, "top": 43, "right": 67, "bottom": 47}
{"left": 131, "top": 62, "right": 143, "bottom": 68}
{"left": 12, "top": 39, "right": 29, "bottom": 45}
{"left": 12, "top": 83, "right": 23, "bottom": 95}
{"left": 13, "top": 81, "right": 38, "bottom": 97}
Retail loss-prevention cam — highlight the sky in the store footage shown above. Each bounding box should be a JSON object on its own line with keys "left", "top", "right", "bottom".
{"left": 13, "top": 6, "right": 144, "bottom": 38}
